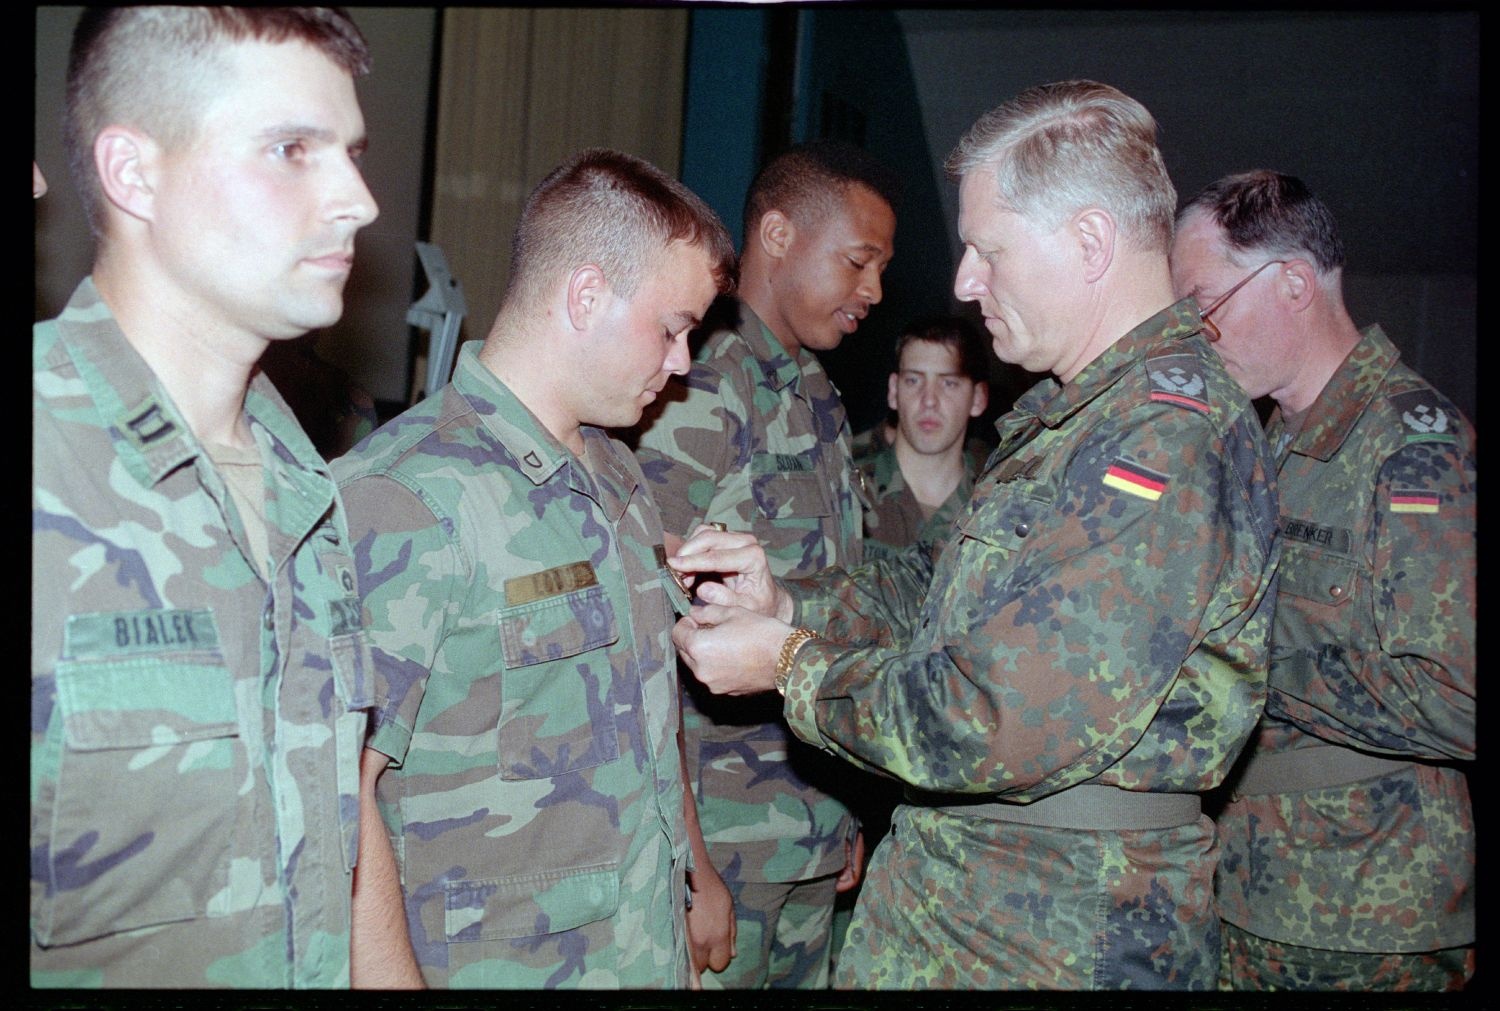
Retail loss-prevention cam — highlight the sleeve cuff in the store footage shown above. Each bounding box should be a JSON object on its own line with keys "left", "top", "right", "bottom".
{"left": 368, "top": 714, "right": 413, "bottom": 767}
{"left": 781, "top": 638, "right": 834, "bottom": 747}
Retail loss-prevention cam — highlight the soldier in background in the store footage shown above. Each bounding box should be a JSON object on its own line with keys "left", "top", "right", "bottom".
{"left": 831, "top": 314, "right": 991, "bottom": 968}
{"left": 1172, "top": 170, "right": 1475, "bottom": 991}
{"left": 669, "top": 80, "right": 1281, "bottom": 989}
{"left": 630, "top": 140, "right": 898, "bottom": 988}
{"left": 336, "top": 149, "right": 735, "bottom": 988}
{"left": 858, "top": 315, "right": 991, "bottom": 563}
{"left": 32, "top": 7, "right": 381, "bottom": 987}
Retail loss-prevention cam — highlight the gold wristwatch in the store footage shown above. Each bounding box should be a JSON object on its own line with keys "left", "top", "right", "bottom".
{"left": 774, "top": 627, "right": 817, "bottom": 696}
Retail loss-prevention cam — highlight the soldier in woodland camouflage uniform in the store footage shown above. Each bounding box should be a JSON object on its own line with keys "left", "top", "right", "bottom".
{"left": 859, "top": 315, "right": 992, "bottom": 563}
{"left": 631, "top": 141, "right": 898, "bottom": 988}
{"left": 1173, "top": 172, "right": 1475, "bottom": 991}
{"left": 669, "top": 81, "right": 1281, "bottom": 990}
{"left": 31, "top": 8, "right": 381, "bottom": 987}
{"left": 336, "top": 150, "right": 735, "bottom": 988}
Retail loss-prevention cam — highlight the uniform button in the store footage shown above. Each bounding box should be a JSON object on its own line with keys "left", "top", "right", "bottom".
{"left": 1328, "top": 585, "right": 1344, "bottom": 599}
{"left": 1015, "top": 522, "right": 1031, "bottom": 538}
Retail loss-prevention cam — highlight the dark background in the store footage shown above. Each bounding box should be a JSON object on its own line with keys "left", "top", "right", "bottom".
{"left": 36, "top": 8, "right": 1478, "bottom": 432}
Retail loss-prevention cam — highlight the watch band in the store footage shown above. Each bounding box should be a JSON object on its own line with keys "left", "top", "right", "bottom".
{"left": 774, "top": 626, "right": 818, "bottom": 696}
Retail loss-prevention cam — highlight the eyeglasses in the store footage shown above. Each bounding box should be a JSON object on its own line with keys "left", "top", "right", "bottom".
{"left": 1197, "top": 260, "right": 1284, "bottom": 342}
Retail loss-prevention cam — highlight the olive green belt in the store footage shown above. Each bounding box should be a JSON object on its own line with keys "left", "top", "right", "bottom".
{"left": 913, "top": 782, "right": 1202, "bottom": 831}
{"left": 1233, "top": 743, "right": 1414, "bottom": 796}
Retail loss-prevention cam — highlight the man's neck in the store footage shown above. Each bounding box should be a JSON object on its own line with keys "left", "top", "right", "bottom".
{"left": 1275, "top": 305, "right": 1364, "bottom": 416}
{"left": 737, "top": 261, "right": 803, "bottom": 358}
{"left": 893, "top": 436, "right": 966, "bottom": 508}
{"left": 93, "top": 258, "right": 259, "bottom": 449}
{"left": 478, "top": 312, "right": 587, "bottom": 457}
{"left": 1058, "top": 256, "right": 1176, "bottom": 385}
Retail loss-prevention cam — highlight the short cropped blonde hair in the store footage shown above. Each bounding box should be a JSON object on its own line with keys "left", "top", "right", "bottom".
{"left": 946, "top": 80, "right": 1176, "bottom": 253}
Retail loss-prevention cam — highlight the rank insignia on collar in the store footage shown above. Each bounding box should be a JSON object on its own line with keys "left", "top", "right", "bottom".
{"left": 1147, "top": 354, "right": 1211, "bottom": 415}
{"left": 1102, "top": 458, "right": 1168, "bottom": 502}
{"left": 1390, "top": 488, "right": 1440, "bottom": 514}
{"left": 120, "top": 397, "right": 178, "bottom": 448}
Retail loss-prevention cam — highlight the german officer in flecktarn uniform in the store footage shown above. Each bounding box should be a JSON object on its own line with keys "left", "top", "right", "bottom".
{"left": 667, "top": 80, "right": 1282, "bottom": 989}
{"left": 1173, "top": 170, "right": 1474, "bottom": 992}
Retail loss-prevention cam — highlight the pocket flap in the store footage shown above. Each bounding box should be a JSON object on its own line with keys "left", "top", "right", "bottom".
{"left": 445, "top": 864, "right": 620, "bottom": 941}
{"left": 1277, "top": 547, "right": 1360, "bottom": 606}
{"left": 958, "top": 486, "right": 1048, "bottom": 549}
{"left": 55, "top": 656, "right": 238, "bottom": 750}
{"left": 329, "top": 631, "right": 376, "bottom": 711}
{"left": 752, "top": 467, "right": 833, "bottom": 520}
{"left": 499, "top": 584, "right": 619, "bottom": 668}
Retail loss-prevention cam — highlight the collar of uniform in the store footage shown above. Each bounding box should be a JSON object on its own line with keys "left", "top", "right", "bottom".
{"left": 1021, "top": 298, "right": 1205, "bottom": 429}
{"left": 957, "top": 446, "right": 980, "bottom": 498}
{"left": 578, "top": 429, "right": 636, "bottom": 525}
{"left": 449, "top": 342, "right": 571, "bottom": 487}
{"left": 243, "top": 371, "right": 339, "bottom": 546}
{"left": 51, "top": 277, "right": 200, "bottom": 489}
{"left": 865, "top": 440, "right": 906, "bottom": 499}
{"left": 735, "top": 303, "right": 805, "bottom": 393}
{"left": 50, "top": 280, "right": 337, "bottom": 550}
{"left": 1272, "top": 324, "right": 1399, "bottom": 463}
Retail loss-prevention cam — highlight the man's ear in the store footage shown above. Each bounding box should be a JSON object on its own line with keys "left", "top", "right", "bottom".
{"left": 1280, "top": 259, "right": 1317, "bottom": 313}
{"left": 565, "top": 263, "right": 608, "bottom": 332}
{"left": 887, "top": 372, "right": 900, "bottom": 413}
{"left": 969, "top": 379, "right": 989, "bottom": 418}
{"left": 756, "top": 210, "right": 797, "bottom": 263}
{"left": 1072, "top": 207, "right": 1116, "bottom": 284}
{"left": 94, "top": 126, "right": 158, "bottom": 223}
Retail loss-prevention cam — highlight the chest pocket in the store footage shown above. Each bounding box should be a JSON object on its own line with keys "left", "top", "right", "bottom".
{"left": 926, "top": 480, "right": 1054, "bottom": 636}
{"left": 750, "top": 454, "right": 833, "bottom": 521}
{"left": 956, "top": 479, "right": 1052, "bottom": 560}
{"left": 1271, "top": 542, "right": 1366, "bottom": 665}
{"left": 497, "top": 582, "right": 621, "bottom": 780}
{"left": 36, "top": 634, "right": 243, "bottom": 947}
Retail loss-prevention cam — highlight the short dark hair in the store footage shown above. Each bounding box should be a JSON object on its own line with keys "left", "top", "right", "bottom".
{"left": 1177, "top": 170, "right": 1346, "bottom": 273}
{"left": 743, "top": 140, "right": 901, "bottom": 237}
{"left": 892, "top": 315, "right": 990, "bottom": 384}
{"left": 507, "top": 148, "right": 737, "bottom": 306}
{"left": 66, "top": 7, "right": 372, "bottom": 236}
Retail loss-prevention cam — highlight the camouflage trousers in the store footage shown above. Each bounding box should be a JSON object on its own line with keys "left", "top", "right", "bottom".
{"left": 700, "top": 875, "right": 837, "bottom": 989}
{"left": 834, "top": 804, "right": 1220, "bottom": 989}
{"left": 1220, "top": 922, "right": 1475, "bottom": 991}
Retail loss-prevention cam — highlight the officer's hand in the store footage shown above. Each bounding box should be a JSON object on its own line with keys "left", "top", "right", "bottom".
{"left": 686, "top": 865, "right": 737, "bottom": 974}
{"left": 670, "top": 525, "right": 792, "bottom": 621}
{"left": 672, "top": 605, "right": 787, "bottom": 695}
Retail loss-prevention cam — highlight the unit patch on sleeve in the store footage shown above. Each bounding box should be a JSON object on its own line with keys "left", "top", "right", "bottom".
{"left": 1146, "top": 353, "right": 1211, "bottom": 415}
{"left": 1102, "top": 458, "right": 1168, "bottom": 502}
{"left": 1389, "top": 389, "right": 1457, "bottom": 444}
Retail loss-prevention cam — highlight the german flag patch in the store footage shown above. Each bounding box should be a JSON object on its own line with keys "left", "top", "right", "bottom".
{"left": 1102, "top": 459, "right": 1168, "bottom": 502}
{"left": 1390, "top": 488, "right": 1440, "bottom": 514}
